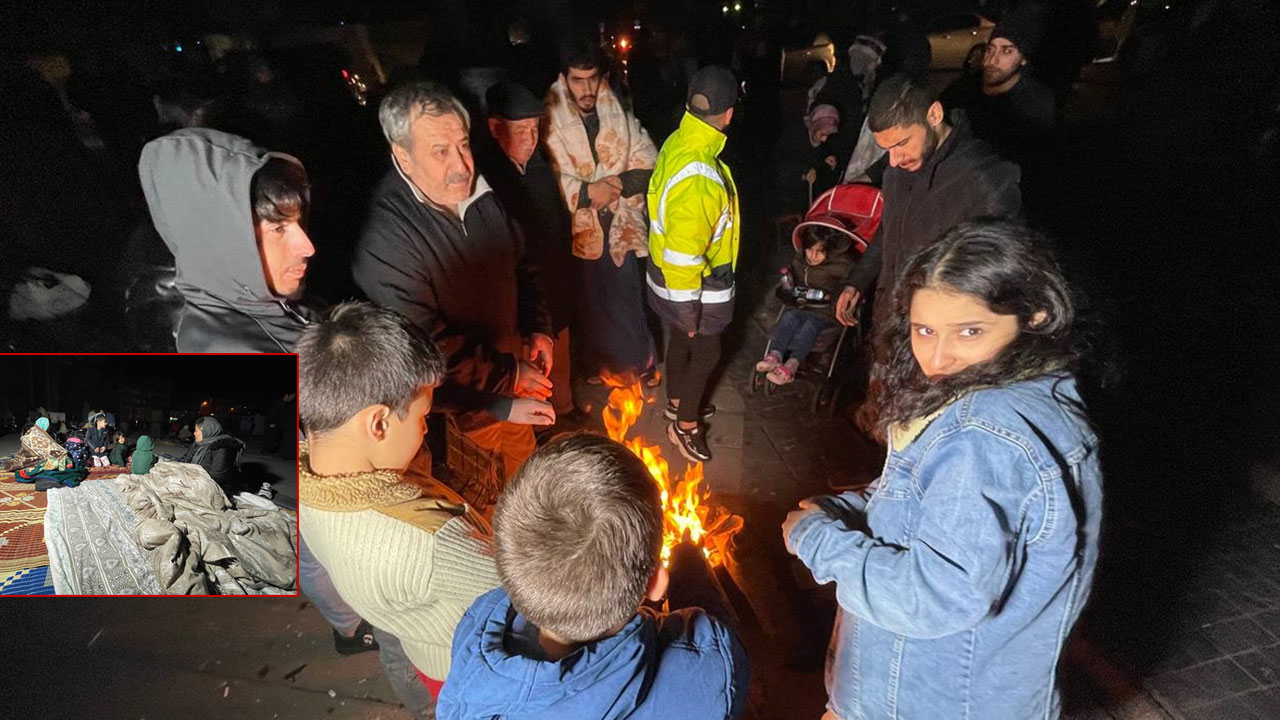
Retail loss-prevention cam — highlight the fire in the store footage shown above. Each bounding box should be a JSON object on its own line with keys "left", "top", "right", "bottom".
{"left": 600, "top": 373, "right": 744, "bottom": 566}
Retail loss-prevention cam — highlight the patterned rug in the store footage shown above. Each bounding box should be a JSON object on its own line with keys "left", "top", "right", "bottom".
{"left": 0, "top": 466, "right": 128, "bottom": 595}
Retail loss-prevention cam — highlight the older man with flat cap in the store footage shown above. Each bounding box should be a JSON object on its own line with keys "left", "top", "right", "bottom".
{"left": 480, "top": 80, "right": 581, "bottom": 423}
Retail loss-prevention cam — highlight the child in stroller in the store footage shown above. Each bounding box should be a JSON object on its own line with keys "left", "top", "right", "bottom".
{"left": 757, "top": 224, "right": 854, "bottom": 386}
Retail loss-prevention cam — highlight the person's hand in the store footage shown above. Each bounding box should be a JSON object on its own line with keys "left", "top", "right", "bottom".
{"left": 824, "top": 154, "right": 838, "bottom": 169}
{"left": 526, "top": 333, "right": 554, "bottom": 375}
{"left": 782, "top": 499, "right": 822, "bottom": 555}
{"left": 803, "top": 168, "right": 817, "bottom": 184}
{"left": 508, "top": 398, "right": 556, "bottom": 426}
{"left": 835, "top": 286, "right": 861, "bottom": 327}
{"left": 587, "top": 177, "right": 622, "bottom": 209}
{"left": 514, "top": 359, "right": 553, "bottom": 400}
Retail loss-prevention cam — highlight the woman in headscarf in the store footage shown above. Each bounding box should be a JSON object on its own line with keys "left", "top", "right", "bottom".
{"left": 179, "top": 416, "right": 245, "bottom": 494}
{"left": 772, "top": 103, "right": 845, "bottom": 218}
{"left": 1, "top": 417, "right": 68, "bottom": 472}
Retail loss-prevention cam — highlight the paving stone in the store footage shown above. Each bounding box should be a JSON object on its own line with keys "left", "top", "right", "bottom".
{"left": 1152, "top": 632, "right": 1227, "bottom": 673}
{"left": 1203, "top": 617, "right": 1277, "bottom": 656}
{"left": 1181, "top": 658, "right": 1261, "bottom": 701}
{"left": 1252, "top": 609, "right": 1280, "bottom": 638}
{"left": 1233, "top": 644, "right": 1280, "bottom": 686}
{"left": 1181, "top": 695, "right": 1262, "bottom": 720}
{"left": 1239, "top": 686, "right": 1280, "bottom": 717}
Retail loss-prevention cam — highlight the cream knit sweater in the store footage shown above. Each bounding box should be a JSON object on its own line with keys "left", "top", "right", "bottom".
{"left": 298, "top": 444, "right": 500, "bottom": 679}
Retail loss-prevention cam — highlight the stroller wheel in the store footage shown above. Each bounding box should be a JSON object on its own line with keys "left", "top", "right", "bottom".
{"left": 764, "top": 376, "right": 777, "bottom": 397}
{"left": 750, "top": 371, "right": 765, "bottom": 394}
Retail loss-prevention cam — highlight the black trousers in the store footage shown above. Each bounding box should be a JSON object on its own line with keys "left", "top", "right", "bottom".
{"left": 665, "top": 330, "right": 722, "bottom": 423}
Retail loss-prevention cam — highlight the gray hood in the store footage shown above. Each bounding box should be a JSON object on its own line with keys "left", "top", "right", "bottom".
{"left": 138, "top": 129, "right": 301, "bottom": 318}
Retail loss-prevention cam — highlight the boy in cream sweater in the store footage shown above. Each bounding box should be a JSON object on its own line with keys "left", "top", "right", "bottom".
{"left": 297, "top": 302, "right": 500, "bottom": 718}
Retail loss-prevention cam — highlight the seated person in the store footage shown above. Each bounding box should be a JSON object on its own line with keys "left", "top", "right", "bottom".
{"left": 85, "top": 412, "right": 111, "bottom": 468}
{"left": 131, "top": 435, "right": 155, "bottom": 475}
{"left": 1, "top": 417, "right": 67, "bottom": 472}
{"left": 297, "top": 301, "right": 500, "bottom": 719}
{"left": 757, "top": 224, "right": 855, "bottom": 385}
{"left": 178, "top": 416, "right": 244, "bottom": 494}
{"left": 108, "top": 431, "right": 129, "bottom": 467}
{"left": 437, "top": 434, "right": 749, "bottom": 719}
{"left": 178, "top": 424, "right": 193, "bottom": 442}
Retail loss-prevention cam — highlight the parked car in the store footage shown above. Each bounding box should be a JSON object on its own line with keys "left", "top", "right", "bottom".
{"left": 780, "top": 32, "right": 836, "bottom": 86}
{"left": 925, "top": 12, "right": 995, "bottom": 70}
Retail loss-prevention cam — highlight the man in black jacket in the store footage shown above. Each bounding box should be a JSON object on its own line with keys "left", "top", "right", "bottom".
{"left": 835, "top": 74, "right": 1021, "bottom": 332}
{"left": 353, "top": 81, "right": 555, "bottom": 480}
{"left": 479, "top": 80, "right": 580, "bottom": 422}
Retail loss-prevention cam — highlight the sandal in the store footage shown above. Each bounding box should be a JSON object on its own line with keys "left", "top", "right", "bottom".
{"left": 767, "top": 364, "right": 796, "bottom": 385}
{"left": 755, "top": 352, "right": 782, "bottom": 373}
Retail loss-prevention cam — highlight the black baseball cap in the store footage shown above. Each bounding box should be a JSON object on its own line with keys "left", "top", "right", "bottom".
{"left": 686, "top": 65, "right": 738, "bottom": 117}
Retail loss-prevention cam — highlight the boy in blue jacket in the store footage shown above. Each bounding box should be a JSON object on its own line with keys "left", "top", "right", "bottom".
{"left": 437, "top": 434, "right": 748, "bottom": 719}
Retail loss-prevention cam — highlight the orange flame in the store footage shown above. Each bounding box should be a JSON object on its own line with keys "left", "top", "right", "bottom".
{"left": 600, "top": 372, "right": 742, "bottom": 566}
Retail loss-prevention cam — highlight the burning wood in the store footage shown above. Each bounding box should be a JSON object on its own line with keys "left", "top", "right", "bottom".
{"left": 600, "top": 373, "right": 744, "bottom": 567}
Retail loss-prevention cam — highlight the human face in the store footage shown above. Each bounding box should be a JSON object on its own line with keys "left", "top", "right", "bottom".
{"left": 488, "top": 116, "right": 540, "bottom": 168}
{"left": 194, "top": 427, "right": 204, "bottom": 442}
{"left": 810, "top": 125, "right": 836, "bottom": 146}
{"left": 873, "top": 102, "right": 945, "bottom": 173}
{"left": 374, "top": 387, "right": 434, "bottom": 471}
{"left": 565, "top": 66, "right": 603, "bottom": 113}
{"left": 254, "top": 214, "right": 314, "bottom": 298}
{"left": 982, "top": 38, "right": 1026, "bottom": 89}
{"left": 804, "top": 244, "right": 828, "bottom": 266}
{"left": 393, "top": 111, "right": 475, "bottom": 210}
{"left": 909, "top": 286, "right": 1022, "bottom": 378}
{"left": 96, "top": 418, "right": 106, "bottom": 429}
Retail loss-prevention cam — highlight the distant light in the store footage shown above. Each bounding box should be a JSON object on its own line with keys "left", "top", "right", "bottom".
{"left": 339, "top": 20, "right": 345, "bottom": 26}
{"left": 722, "top": 5, "right": 729, "bottom": 13}
{"left": 619, "top": 37, "right": 630, "bottom": 51}
{"left": 734, "top": 2, "right": 742, "bottom": 10}
{"left": 175, "top": 44, "right": 183, "bottom": 53}
{"left": 341, "top": 69, "right": 350, "bottom": 79}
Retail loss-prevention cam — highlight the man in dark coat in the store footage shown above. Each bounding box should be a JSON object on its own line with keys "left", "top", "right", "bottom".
{"left": 479, "top": 80, "right": 580, "bottom": 421}
{"left": 352, "top": 81, "right": 555, "bottom": 480}
{"left": 835, "top": 74, "right": 1021, "bottom": 332}
{"left": 941, "top": 10, "right": 1057, "bottom": 176}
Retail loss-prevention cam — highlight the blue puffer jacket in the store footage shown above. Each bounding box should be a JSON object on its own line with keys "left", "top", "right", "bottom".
{"left": 789, "top": 375, "right": 1102, "bottom": 720}
{"left": 437, "top": 588, "right": 748, "bottom": 720}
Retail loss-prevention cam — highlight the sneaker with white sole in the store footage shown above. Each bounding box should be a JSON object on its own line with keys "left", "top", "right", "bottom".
{"left": 668, "top": 421, "right": 712, "bottom": 463}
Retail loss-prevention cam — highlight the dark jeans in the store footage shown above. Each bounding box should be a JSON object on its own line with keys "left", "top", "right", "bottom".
{"left": 770, "top": 309, "right": 837, "bottom": 364}
{"left": 665, "top": 330, "right": 722, "bottom": 424}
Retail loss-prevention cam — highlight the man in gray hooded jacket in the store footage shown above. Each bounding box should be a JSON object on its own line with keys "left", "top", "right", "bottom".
{"left": 138, "top": 128, "right": 315, "bottom": 353}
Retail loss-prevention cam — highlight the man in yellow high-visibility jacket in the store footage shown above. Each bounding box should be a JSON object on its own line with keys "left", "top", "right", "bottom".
{"left": 645, "top": 65, "right": 740, "bottom": 464}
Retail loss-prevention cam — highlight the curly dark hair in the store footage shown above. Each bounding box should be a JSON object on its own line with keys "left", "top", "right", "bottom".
{"left": 863, "top": 220, "right": 1081, "bottom": 437}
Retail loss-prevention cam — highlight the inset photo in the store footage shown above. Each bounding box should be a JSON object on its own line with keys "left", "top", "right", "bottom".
{"left": 0, "top": 353, "right": 298, "bottom": 596}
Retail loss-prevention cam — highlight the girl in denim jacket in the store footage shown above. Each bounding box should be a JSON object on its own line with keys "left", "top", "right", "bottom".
{"left": 784, "top": 221, "right": 1102, "bottom": 720}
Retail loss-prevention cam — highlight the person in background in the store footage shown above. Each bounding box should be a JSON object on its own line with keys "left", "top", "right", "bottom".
{"left": 834, "top": 74, "right": 1021, "bottom": 334}
{"left": 480, "top": 80, "right": 583, "bottom": 424}
{"left": 178, "top": 416, "right": 245, "bottom": 495}
{"left": 298, "top": 302, "right": 500, "bottom": 719}
{"left": 543, "top": 41, "right": 660, "bottom": 386}
{"left": 108, "top": 431, "right": 128, "bottom": 467}
{"left": 130, "top": 435, "right": 155, "bottom": 475}
{"left": 85, "top": 412, "right": 110, "bottom": 468}
{"left": 772, "top": 103, "right": 843, "bottom": 218}
{"left": 784, "top": 221, "right": 1101, "bottom": 720}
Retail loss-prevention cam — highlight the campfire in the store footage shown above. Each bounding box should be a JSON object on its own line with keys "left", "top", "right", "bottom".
{"left": 600, "top": 373, "right": 744, "bottom": 567}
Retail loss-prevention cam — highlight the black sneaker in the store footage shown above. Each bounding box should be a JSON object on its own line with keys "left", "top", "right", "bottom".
{"left": 664, "top": 400, "right": 716, "bottom": 422}
{"left": 334, "top": 620, "right": 379, "bottom": 655}
{"left": 668, "top": 421, "right": 712, "bottom": 463}
{"left": 257, "top": 481, "right": 276, "bottom": 499}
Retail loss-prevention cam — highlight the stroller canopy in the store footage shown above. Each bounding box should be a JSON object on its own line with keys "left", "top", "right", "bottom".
{"left": 792, "top": 183, "right": 884, "bottom": 255}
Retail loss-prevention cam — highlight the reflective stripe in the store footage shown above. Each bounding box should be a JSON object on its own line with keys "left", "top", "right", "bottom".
{"left": 701, "top": 286, "right": 734, "bottom": 304}
{"left": 653, "top": 161, "right": 725, "bottom": 235}
{"left": 646, "top": 274, "right": 702, "bottom": 301}
{"left": 710, "top": 206, "right": 731, "bottom": 245}
{"left": 662, "top": 248, "right": 706, "bottom": 267}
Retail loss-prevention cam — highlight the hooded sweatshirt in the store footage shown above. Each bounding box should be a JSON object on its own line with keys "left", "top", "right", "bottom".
{"left": 131, "top": 435, "right": 155, "bottom": 475}
{"left": 138, "top": 128, "right": 311, "bottom": 353}
{"left": 437, "top": 587, "right": 748, "bottom": 720}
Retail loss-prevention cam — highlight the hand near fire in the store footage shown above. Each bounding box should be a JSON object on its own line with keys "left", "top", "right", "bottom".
{"left": 782, "top": 500, "right": 822, "bottom": 555}
{"left": 525, "top": 333, "right": 554, "bottom": 375}
{"left": 514, "top": 359, "right": 553, "bottom": 400}
{"left": 508, "top": 398, "right": 556, "bottom": 426}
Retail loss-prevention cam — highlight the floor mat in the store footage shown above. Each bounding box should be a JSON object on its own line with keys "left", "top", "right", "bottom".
{"left": 0, "top": 477, "right": 50, "bottom": 575}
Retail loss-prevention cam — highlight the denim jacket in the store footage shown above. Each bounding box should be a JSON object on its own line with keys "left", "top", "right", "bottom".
{"left": 789, "top": 375, "right": 1102, "bottom": 720}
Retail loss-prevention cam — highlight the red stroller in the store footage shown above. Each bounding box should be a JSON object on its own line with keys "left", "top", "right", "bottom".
{"left": 751, "top": 183, "right": 884, "bottom": 415}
